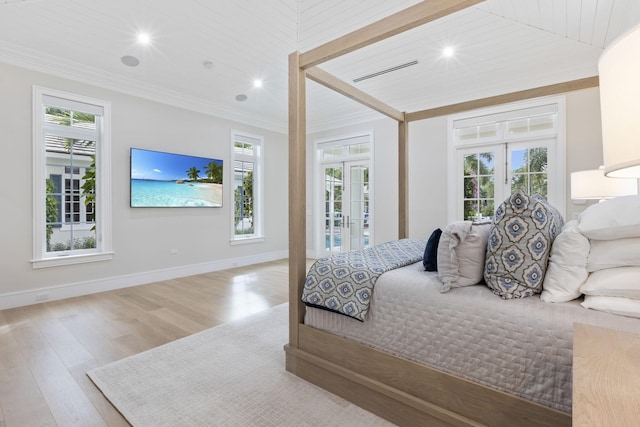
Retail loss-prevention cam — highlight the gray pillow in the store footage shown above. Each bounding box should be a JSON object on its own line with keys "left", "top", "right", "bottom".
{"left": 484, "top": 189, "right": 563, "bottom": 299}
{"left": 437, "top": 221, "right": 491, "bottom": 292}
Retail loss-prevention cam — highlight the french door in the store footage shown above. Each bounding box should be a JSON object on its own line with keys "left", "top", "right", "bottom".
{"left": 322, "top": 161, "right": 370, "bottom": 253}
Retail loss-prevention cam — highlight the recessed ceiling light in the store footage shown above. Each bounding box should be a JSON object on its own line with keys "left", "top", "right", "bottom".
{"left": 442, "top": 46, "right": 455, "bottom": 58}
{"left": 121, "top": 55, "right": 140, "bottom": 67}
{"left": 235, "top": 94, "right": 248, "bottom": 102}
{"left": 253, "top": 79, "right": 263, "bottom": 88}
{"left": 137, "top": 32, "right": 151, "bottom": 45}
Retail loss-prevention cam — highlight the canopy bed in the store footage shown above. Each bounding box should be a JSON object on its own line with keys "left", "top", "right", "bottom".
{"left": 285, "top": 1, "right": 604, "bottom": 426}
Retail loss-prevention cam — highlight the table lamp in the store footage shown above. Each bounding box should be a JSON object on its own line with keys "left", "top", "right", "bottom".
{"left": 571, "top": 166, "right": 638, "bottom": 202}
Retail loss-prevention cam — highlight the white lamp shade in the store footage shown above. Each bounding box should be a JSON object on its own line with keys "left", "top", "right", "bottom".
{"left": 599, "top": 22, "right": 640, "bottom": 178}
{"left": 571, "top": 167, "right": 638, "bottom": 200}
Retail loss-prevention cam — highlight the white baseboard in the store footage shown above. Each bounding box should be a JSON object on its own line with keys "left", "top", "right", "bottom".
{"left": 0, "top": 250, "right": 288, "bottom": 310}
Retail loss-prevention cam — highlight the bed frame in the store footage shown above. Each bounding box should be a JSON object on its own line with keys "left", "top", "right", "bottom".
{"left": 285, "top": 1, "right": 598, "bottom": 425}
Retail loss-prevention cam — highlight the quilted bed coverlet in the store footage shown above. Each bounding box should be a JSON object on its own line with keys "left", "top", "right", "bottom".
{"left": 305, "top": 261, "right": 640, "bottom": 413}
{"left": 301, "top": 238, "right": 425, "bottom": 321}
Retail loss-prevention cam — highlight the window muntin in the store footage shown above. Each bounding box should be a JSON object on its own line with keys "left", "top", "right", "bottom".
{"left": 33, "top": 87, "right": 112, "bottom": 268}
{"left": 457, "top": 123, "right": 498, "bottom": 142}
{"left": 510, "top": 147, "right": 548, "bottom": 197}
{"left": 234, "top": 142, "right": 254, "bottom": 156}
{"left": 506, "top": 113, "right": 555, "bottom": 135}
{"left": 463, "top": 151, "right": 495, "bottom": 221}
{"left": 449, "top": 99, "right": 565, "bottom": 222}
{"left": 231, "top": 131, "right": 263, "bottom": 242}
{"left": 45, "top": 106, "right": 96, "bottom": 129}
{"left": 320, "top": 134, "right": 371, "bottom": 161}
{"left": 324, "top": 166, "right": 343, "bottom": 252}
{"left": 45, "top": 134, "right": 96, "bottom": 252}
{"left": 234, "top": 158, "right": 255, "bottom": 236}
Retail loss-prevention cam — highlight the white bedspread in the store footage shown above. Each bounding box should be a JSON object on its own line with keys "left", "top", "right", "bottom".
{"left": 304, "top": 261, "right": 640, "bottom": 413}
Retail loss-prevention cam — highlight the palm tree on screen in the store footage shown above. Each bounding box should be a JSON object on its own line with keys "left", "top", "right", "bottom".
{"left": 187, "top": 167, "right": 200, "bottom": 181}
{"left": 205, "top": 161, "right": 223, "bottom": 184}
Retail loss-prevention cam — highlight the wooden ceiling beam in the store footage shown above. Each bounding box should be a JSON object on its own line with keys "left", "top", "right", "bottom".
{"left": 299, "top": 0, "right": 484, "bottom": 69}
{"left": 306, "top": 66, "right": 404, "bottom": 122}
{"left": 406, "top": 76, "right": 600, "bottom": 122}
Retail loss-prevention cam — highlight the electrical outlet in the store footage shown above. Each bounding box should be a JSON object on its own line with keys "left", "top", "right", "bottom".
{"left": 36, "top": 293, "right": 49, "bottom": 302}
{"left": 170, "top": 249, "right": 178, "bottom": 255}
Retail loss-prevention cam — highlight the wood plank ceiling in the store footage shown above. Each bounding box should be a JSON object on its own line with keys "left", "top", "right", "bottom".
{"left": 0, "top": 0, "right": 639, "bottom": 133}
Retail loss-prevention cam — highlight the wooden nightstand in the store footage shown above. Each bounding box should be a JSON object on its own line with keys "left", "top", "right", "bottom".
{"left": 573, "top": 323, "right": 640, "bottom": 426}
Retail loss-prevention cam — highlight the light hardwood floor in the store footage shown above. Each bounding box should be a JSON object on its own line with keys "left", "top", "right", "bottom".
{"left": 0, "top": 259, "right": 292, "bottom": 427}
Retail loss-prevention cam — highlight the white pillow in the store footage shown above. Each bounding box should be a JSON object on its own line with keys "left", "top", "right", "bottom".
{"left": 541, "top": 220, "right": 590, "bottom": 303}
{"left": 581, "top": 295, "right": 640, "bottom": 319}
{"left": 437, "top": 221, "right": 491, "bottom": 292}
{"left": 580, "top": 266, "right": 640, "bottom": 299}
{"left": 587, "top": 238, "right": 640, "bottom": 272}
{"left": 578, "top": 195, "right": 640, "bottom": 240}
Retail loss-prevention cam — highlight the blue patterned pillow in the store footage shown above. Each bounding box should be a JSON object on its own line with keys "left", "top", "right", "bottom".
{"left": 484, "top": 189, "right": 564, "bottom": 299}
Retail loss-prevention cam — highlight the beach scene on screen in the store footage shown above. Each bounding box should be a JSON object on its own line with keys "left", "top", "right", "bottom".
{"left": 131, "top": 148, "right": 223, "bottom": 207}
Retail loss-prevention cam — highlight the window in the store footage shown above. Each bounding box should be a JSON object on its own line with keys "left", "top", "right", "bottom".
{"left": 33, "top": 87, "right": 112, "bottom": 268}
{"left": 448, "top": 99, "right": 565, "bottom": 222}
{"left": 230, "top": 130, "right": 263, "bottom": 243}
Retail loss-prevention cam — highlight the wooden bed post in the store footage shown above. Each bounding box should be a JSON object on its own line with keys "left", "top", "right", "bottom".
{"left": 398, "top": 118, "right": 408, "bottom": 239}
{"left": 284, "top": 2, "right": 593, "bottom": 424}
{"left": 405, "top": 76, "right": 600, "bottom": 121}
{"left": 288, "top": 51, "right": 306, "bottom": 350}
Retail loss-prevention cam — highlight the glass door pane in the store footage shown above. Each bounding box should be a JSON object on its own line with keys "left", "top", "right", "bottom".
{"left": 348, "top": 163, "right": 370, "bottom": 251}
{"left": 323, "top": 165, "right": 343, "bottom": 253}
{"left": 463, "top": 151, "right": 495, "bottom": 221}
{"left": 510, "top": 145, "right": 548, "bottom": 198}
{"left": 322, "top": 161, "right": 370, "bottom": 253}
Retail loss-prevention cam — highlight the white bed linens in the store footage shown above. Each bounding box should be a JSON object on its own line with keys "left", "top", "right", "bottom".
{"left": 304, "top": 261, "right": 640, "bottom": 413}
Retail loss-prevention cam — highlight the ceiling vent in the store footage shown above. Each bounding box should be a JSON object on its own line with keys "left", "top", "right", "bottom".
{"left": 353, "top": 60, "right": 419, "bottom": 83}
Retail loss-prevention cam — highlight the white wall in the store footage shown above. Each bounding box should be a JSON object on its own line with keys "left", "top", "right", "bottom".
{"left": 0, "top": 63, "right": 288, "bottom": 308}
{"left": 407, "top": 116, "right": 449, "bottom": 239}
{"left": 306, "top": 87, "right": 605, "bottom": 251}
{"left": 565, "top": 87, "right": 608, "bottom": 219}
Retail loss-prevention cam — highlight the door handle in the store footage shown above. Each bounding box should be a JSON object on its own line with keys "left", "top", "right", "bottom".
{"left": 346, "top": 215, "right": 350, "bottom": 228}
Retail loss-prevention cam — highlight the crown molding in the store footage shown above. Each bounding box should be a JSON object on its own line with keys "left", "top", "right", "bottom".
{"left": 308, "top": 109, "right": 385, "bottom": 133}
{"left": 0, "top": 41, "right": 287, "bottom": 134}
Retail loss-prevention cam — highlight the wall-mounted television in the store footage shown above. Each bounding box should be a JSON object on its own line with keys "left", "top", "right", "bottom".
{"left": 130, "top": 148, "right": 223, "bottom": 207}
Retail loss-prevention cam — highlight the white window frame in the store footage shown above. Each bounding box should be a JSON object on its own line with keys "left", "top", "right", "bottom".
{"left": 229, "top": 130, "right": 264, "bottom": 244}
{"left": 32, "top": 86, "right": 113, "bottom": 268}
{"left": 447, "top": 97, "right": 566, "bottom": 222}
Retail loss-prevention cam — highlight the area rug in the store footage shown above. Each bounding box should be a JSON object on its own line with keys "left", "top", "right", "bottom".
{"left": 87, "top": 303, "right": 393, "bottom": 426}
